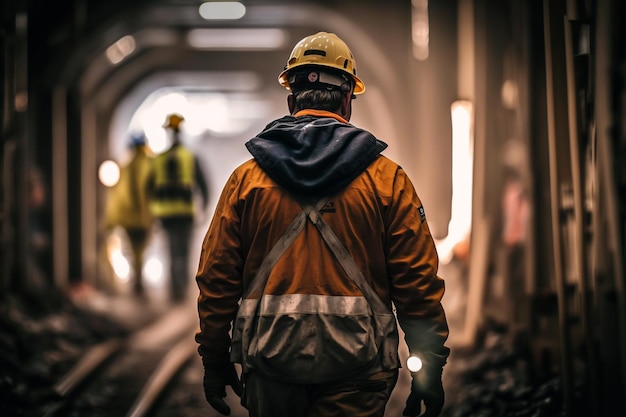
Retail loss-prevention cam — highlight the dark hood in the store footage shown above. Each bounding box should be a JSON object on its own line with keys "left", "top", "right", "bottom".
{"left": 245, "top": 115, "right": 388, "bottom": 196}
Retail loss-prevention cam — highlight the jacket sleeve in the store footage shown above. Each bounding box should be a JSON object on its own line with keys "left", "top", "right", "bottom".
{"left": 195, "top": 171, "right": 244, "bottom": 364}
{"left": 386, "top": 167, "right": 450, "bottom": 367}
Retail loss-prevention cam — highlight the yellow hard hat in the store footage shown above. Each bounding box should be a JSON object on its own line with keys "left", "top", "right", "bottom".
{"left": 278, "top": 32, "right": 365, "bottom": 94}
{"left": 163, "top": 113, "right": 185, "bottom": 130}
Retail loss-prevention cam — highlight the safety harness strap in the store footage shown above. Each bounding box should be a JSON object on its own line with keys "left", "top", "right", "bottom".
{"left": 298, "top": 198, "right": 390, "bottom": 315}
{"left": 245, "top": 194, "right": 390, "bottom": 314}
{"left": 243, "top": 197, "right": 329, "bottom": 299}
{"left": 232, "top": 195, "right": 399, "bottom": 378}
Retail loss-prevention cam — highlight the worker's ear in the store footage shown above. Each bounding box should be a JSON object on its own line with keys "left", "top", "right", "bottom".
{"left": 339, "top": 89, "right": 353, "bottom": 121}
{"left": 287, "top": 94, "right": 297, "bottom": 115}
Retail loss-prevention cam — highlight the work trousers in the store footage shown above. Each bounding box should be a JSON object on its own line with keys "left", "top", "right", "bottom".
{"left": 124, "top": 227, "right": 150, "bottom": 294}
{"left": 242, "top": 369, "right": 398, "bottom": 417}
{"left": 160, "top": 217, "right": 193, "bottom": 301}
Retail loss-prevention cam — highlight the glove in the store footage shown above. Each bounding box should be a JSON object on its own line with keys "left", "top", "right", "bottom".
{"left": 402, "top": 364, "right": 444, "bottom": 417}
{"left": 202, "top": 360, "right": 243, "bottom": 415}
{"left": 397, "top": 317, "right": 449, "bottom": 417}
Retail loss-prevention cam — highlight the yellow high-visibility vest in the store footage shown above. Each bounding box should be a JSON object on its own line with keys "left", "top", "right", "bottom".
{"left": 104, "top": 147, "right": 154, "bottom": 230}
{"left": 150, "top": 145, "right": 196, "bottom": 218}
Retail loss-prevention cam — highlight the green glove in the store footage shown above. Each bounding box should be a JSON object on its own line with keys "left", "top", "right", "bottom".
{"left": 403, "top": 364, "right": 444, "bottom": 417}
{"left": 202, "top": 360, "right": 243, "bottom": 415}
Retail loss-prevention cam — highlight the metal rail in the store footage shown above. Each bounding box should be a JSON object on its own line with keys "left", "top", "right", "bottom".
{"left": 126, "top": 336, "right": 197, "bottom": 417}
{"left": 53, "top": 338, "right": 125, "bottom": 397}
{"left": 43, "top": 302, "right": 199, "bottom": 417}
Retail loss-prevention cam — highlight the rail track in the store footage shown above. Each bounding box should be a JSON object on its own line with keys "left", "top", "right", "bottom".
{"left": 42, "top": 302, "right": 199, "bottom": 417}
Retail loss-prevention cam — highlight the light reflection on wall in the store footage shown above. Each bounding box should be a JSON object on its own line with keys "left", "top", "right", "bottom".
{"left": 436, "top": 100, "right": 474, "bottom": 264}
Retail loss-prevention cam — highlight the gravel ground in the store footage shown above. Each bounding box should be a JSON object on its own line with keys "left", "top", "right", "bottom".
{"left": 1, "top": 274, "right": 577, "bottom": 417}
{"left": 0, "top": 290, "right": 129, "bottom": 417}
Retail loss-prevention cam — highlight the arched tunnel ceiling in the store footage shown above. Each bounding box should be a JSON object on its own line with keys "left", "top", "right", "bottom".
{"left": 28, "top": 0, "right": 422, "bottom": 158}
{"left": 37, "top": 1, "right": 405, "bottom": 95}
{"left": 30, "top": 0, "right": 455, "bottom": 235}
{"left": 67, "top": 1, "right": 412, "bottom": 164}
{"left": 74, "top": 2, "right": 407, "bottom": 110}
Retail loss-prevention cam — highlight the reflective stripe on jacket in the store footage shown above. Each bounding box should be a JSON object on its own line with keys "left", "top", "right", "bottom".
{"left": 195, "top": 154, "right": 446, "bottom": 376}
{"left": 150, "top": 145, "right": 196, "bottom": 218}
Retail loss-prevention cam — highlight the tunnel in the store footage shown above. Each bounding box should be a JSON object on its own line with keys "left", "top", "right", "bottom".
{"left": 1, "top": 0, "right": 626, "bottom": 416}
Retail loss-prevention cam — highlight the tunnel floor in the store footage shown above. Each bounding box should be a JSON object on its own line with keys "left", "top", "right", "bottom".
{"left": 1, "top": 260, "right": 573, "bottom": 417}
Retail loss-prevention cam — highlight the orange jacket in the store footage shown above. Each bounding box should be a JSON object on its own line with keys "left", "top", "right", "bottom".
{"left": 196, "top": 110, "right": 448, "bottom": 378}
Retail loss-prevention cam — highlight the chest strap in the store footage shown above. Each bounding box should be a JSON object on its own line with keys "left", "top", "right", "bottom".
{"left": 245, "top": 196, "right": 390, "bottom": 316}
{"left": 298, "top": 197, "right": 390, "bottom": 315}
{"left": 243, "top": 197, "right": 329, "bottom": 299}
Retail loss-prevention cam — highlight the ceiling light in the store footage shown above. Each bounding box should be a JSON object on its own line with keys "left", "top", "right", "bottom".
{"left": 106, "top": 35, "right": 136, "bottom": 65}
{"left": 199, "top": 2, "right": 246, "bottom": 20}
{"left": 187, "top": 28, "right": 286, "bottom": 50}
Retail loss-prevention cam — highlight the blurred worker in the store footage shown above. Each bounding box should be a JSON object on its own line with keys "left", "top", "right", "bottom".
{"left": 195, "top": 32, "right": 450, "bottom": 417}
{"left": 150, "top": 113, "right": 209, "bottom": 302}
{"left": 103, "top": 132, "right": 154, "bottom": 296}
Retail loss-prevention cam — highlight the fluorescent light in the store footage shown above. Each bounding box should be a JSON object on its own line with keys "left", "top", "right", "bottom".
{"left": 187, "top": 28, "right": 286, "bottom": 50}
{"left": 199, "top": 2, "right": 246, "bottom": 20}
{"left": 106, "top": 35, "right": 136, "bottom": 65}
{"left": 412, "top": 0, "right": 429, "bottom": 61}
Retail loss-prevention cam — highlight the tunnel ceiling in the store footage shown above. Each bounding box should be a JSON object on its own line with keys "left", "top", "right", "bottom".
{"left": 29, "top": 0, "right": 410, "bottom": 140}
{"left": 27, "top": 0, "right": 417, "bottom": 195}
{"left": 28, "top": 0, "right": 348, "bottom": 89}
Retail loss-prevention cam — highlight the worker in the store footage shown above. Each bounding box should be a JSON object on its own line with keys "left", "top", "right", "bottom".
{"left": 195, "top": 32, "right": 450, "bottom": 417}
{"left": 150, "top": 114, "right": 209, "bottom": 302}
{"left": 103, "top": 132, "right": 154, "bottom": 296}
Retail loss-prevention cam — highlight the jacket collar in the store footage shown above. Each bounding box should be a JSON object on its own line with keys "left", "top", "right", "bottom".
{"left": 294, "top": 109, "right": 348, "bottom": 124}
